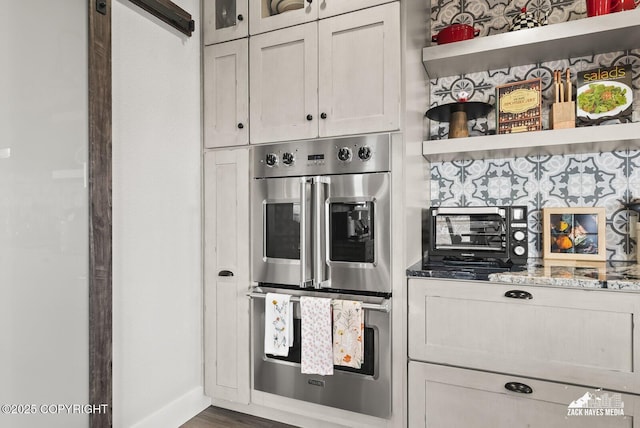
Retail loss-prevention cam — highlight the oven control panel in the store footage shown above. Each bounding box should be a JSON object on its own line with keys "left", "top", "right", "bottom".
{"left": 252, "top": 134, "right": 391, "bottom": 178}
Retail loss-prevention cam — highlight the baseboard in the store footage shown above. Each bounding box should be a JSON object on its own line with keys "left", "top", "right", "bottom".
{"left": 130, "top": 386, "right": 211, "bottom": 428}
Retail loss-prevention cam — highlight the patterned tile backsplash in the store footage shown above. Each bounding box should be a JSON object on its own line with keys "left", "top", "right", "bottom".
{"left": 427, "top": 1, "right": 640, "bottom": 260}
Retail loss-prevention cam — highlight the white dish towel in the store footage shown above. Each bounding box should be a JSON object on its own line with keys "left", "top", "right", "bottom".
{"left": 264, "top": 293, "right": 293, "bottom": 356}
{"left": 300, "top": 296, "right": 334, "bottom": 376}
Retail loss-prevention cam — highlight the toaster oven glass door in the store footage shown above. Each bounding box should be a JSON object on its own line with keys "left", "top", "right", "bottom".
{"left": 434, "top": 213, "right": 506, "bottom": 251}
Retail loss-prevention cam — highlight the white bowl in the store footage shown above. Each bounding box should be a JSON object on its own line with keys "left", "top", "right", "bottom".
{"left": 277, "top": 0, "right": 304, "bottom": 13}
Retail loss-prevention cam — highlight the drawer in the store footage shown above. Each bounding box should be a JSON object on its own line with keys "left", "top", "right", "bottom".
{"left": 408, "top": 362, "right": 640, "bottom": 428}
{"left": 408, "top": 278, "right": 640, "bottom": 393}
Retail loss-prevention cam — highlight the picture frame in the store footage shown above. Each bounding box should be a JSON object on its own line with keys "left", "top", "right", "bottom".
{"left": 542, "top": 207, "right": 606, "bottom": 261}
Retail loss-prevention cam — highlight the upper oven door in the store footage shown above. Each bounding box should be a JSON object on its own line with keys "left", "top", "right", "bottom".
{"left": 252, "top": 176, "right": 312, "bottom": 287}
{"left": 326, "top": 172, "right": 391, "bottom": 294}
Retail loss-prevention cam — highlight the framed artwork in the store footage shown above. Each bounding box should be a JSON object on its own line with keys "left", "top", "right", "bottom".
{"left": 542, "top": 207, "right": 606, "bottom": 261}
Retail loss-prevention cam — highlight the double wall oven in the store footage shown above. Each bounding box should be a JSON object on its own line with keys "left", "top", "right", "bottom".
{"left": 250, "top": 134, "right": 392, "bottom": 418}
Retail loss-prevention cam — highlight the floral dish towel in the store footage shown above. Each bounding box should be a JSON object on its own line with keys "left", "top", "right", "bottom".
{"left": 332, "top": 300, "right": 363, "bottom": 369}
{"left": 264, "top": 293, "right": 293, "bottom": 356}
{"left": 300, "top": 296, "right": 334, "bottom": 376}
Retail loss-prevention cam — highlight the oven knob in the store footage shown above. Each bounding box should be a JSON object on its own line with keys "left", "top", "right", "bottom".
{"left": 513, "top": 230, "right": 526, "bottom": 241}
{"left": 265, "top": 153, "right": 278, "bottom": 167}
{"left": 337, "top": 147, "right": 352, "bottom": 162}
{"left": 513, "top": 245, "right": 526, "bottom": 256}
{"left": 282, "top": 152, "right": 294, "bottom": 166}
{"left": 358, "top": 146, "right": 372, "bottom": 161}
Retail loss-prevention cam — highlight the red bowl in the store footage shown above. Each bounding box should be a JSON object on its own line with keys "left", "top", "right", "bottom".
{"left": 432, "top": 24, "right": 480, "bottom": 44}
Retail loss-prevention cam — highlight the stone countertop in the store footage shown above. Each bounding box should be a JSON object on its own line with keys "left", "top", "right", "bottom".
{"left": 407, "top": 259, "right": 640, "bottom": 292}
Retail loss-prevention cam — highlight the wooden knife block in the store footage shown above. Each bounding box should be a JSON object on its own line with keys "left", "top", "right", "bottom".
{"left": 550, "top": 101, "right": 576, "bottom": 129}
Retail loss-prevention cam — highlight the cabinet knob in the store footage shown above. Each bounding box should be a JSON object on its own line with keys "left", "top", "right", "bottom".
{"left": 237, "top": 122, "right": 244, "bottom": 129}
{"left": 237, "top": 14, "right": 244, "bottom": 21}
{"left": 504, "top": 382, "right": 533, "bottom": 394}
{"left": 320, "top": 112, "right": 327, "bottom": 119}
{"left": 504, "top": 290, "right": 533, "bottom": 300}
{"left": 218, "top": 270, "right": 234, "bottom": 277}
{"left": 306, "top": 114, "right": 313, "bottom": 121}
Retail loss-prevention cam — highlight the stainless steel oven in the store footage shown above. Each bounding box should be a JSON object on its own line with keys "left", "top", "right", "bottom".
{"left": 250, "top": 134, "right": 393, "bottom": 418}
{"left": 251, "top": 134, "right": 391, "bottom": 294}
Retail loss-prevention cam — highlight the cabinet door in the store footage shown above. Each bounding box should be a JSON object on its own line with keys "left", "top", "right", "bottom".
{"left": 318, "top": 2, "right": 400, "bottom": 137}
{"left": 203, "top": 0, "right": 249, "bottom": 45}
{"left": 204, "top": 40, "right": 249, "bottom": 148}
{"left": 409, "top": 362, "right": 639, "bottom": 428}
{"left": 249, "top": 0, "right": 318, "bottom": 36}
{"left": 204, "top": 149, "right": 250, "bottom": 404}
{"left": 319, "top": 0, "right": 395, "bottom": 18}
{"left": 249, "top": 23, "right": 318, "bottom": 144}
{"left": 408, "top": 278, "right": 640, "bottom": 394}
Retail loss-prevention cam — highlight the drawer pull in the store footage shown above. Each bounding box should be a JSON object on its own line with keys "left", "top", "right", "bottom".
{"left": 504, "top": 290, "right": 532, "bottom": 300}
{"left": 504, "top": 382, "right": 533, "bottom": 394}
{"left": 218, "top": 270, "right": 234, "bottom": 277}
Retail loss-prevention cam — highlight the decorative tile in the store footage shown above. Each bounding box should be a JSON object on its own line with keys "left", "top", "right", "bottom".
{"left": 427, "top": 2, "right": 640, "bottom": 260}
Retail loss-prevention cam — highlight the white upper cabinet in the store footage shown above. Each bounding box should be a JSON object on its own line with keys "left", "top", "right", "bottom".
{"left": 203, "top": 0, "right": 249, "bottom": 45}
{"left": 249, "top": 23, "right": 319, "bottom": 144}
{"left": 204, "top": 39, "right": 249, "bottom": 148}
{"left": 249, "top": 0, "right": 318, "bottom": 36}
{"left": 318, "top": 2, "right": 400, "bottom": 137}
{"left": 249, "top": 0, "right": 396, "bottom": 36}
{"left": 318, "top": 0, "right": 394, "bottom": 18}
{"left": 249, "top": 2, "right": 400, "bottom": 144}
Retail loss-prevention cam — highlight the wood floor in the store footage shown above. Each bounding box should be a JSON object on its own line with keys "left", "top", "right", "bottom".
{"left": 181, "top": 406, "right": 299, "bottom": 428}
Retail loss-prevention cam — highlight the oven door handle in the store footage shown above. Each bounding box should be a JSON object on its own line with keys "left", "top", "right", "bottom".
{"left": 300, "top": 177, "right": 314, "bottom": 287}
{"left": 433, "top": 207, "right": 504, "bottom": 216}
{"left": 247, "top": 291, "right": 391, "bottom": 313}
{"left": 313, "top": 176, "right": 330, "bottom": 288}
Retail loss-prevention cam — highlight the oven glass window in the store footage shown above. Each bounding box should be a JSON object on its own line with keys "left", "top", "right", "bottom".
{"left": 329, "top": 202, "right": 374, "bottom": 263}
{"left": 435, "top": 214, "right": 505, "bottom": 250}
{"left": 265, "top": 203, "right": 300, "bottom": 259}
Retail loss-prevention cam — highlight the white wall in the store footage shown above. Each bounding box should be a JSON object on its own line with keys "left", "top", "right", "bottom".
{"left": 112, "top": 0, "right": 209, "bottom": 426}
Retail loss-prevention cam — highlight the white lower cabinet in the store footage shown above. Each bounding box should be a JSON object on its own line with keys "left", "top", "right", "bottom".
{"left": 407, "top": 278, "right": 640, "bottom": 427}
{"left": 408, "top": 362, "right": 639, "bottom": 428}
{"left": 408, "top": 278, "right": 640, "bottom": 393}
{"left": 203, "top": 148, "right": 250, "bottom": 404}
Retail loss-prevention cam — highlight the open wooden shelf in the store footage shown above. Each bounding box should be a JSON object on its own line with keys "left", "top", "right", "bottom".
{"left": 422, "top": 122, "right": 640, "bottom": 162}
{"left": 422, "top": 10, "right": 640, "bottom": 79}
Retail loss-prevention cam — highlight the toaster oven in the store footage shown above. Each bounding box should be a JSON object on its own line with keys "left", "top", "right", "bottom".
{"left": 423, "top": 206, "right": 529, "bottom": 266}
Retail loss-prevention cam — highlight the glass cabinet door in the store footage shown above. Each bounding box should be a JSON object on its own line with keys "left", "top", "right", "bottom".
{"left": 249, "top": 0, "right": 317, "bottom": 35}
{"left": 204, "top": 0, "right": 248, "bottom": 45}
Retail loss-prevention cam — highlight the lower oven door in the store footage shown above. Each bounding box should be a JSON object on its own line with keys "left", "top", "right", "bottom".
{"left": 251, "top": 288, "right": 391, "bottom": 418}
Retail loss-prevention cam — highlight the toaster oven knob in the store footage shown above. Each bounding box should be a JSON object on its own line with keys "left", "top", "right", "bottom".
{"left": 513, "top": 230, "right": 526, "bottom": 242}
{"left": 282, "top": 152, "right": 294, "bottom": 166}
{"left": 358, "top": 146, "right": 372, "bottom": 161}
{"left": 265, "top": 153, "right": 278, "bottom": 167}
{"left": 513, "top": 245, "right": 526, "bottom": 256}
{"left": 337, "top": 147, "right": 352, "bottom": 162}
